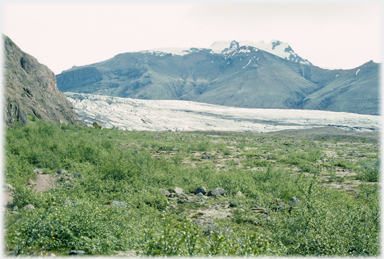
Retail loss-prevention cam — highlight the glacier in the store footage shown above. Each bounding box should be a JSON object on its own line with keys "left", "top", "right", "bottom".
{"left": 66, "top": 93, "right": 380, "bottom": 133}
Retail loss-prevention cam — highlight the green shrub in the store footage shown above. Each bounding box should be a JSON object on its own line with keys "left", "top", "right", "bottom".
{"left": 356, "top": 159, "right": 380, "bottom": 182}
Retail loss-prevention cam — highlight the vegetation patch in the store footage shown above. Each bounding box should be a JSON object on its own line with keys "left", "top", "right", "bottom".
{"left": 4, "top": 121, "right": 380, "bottom": 256}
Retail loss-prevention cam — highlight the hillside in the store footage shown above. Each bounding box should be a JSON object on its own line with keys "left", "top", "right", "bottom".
{"left": 302, "top": 61, "right": 380, "bottom": 115}
{"left": 3, "top": 35, "right": 85, "bottom": 127}
{"left": 56, "top": 41, "right": 380, "bottom": 115}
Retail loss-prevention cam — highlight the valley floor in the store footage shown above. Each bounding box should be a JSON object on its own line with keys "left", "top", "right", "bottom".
{"left": 4, "top": 121, "right": 380, "bottom": 256}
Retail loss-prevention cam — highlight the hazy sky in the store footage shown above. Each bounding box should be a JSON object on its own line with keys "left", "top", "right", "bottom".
{"left": 2, "top": 1, "right": 382, "bottom": 74}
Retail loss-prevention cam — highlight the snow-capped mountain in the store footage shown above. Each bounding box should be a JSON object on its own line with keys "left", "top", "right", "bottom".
{"left": 210, "top": 40, "right": 311, "bottom": 65}
{"left": 56, "top": 42, "right": 380, "bottom": 115}
{"left": 147, "top": 40, "right": 311, "bottom": 65}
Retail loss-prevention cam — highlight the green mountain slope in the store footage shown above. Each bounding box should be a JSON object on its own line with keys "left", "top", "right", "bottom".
{"left": 302, "top": 61, "right": 379, "bottom": 115}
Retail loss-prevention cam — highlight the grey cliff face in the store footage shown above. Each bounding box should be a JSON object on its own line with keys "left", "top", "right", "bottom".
{"left": 3, "top": 35, "right": 85, "bottom": 127}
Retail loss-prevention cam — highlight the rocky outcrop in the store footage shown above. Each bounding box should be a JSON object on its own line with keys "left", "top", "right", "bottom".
{"left": 3, "top": 35, "right": 85, "bottom": 127}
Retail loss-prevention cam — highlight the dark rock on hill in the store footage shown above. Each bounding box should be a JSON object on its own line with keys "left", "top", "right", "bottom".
{"left": 56, "top": 41, "right": 380, "bottom": 115}
{"left": 3, "top": 35, "right": 85, "bottom": 127}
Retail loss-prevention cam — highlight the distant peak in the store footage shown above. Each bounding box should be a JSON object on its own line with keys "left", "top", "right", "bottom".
{"left": 270, "top": 40, "right": 282, "bottom": 50}
{"left": 208, "top": 39, "right": 311, "bottom": 65}
{"left": 229, "top": 40, "right": 240, "bottom": 49}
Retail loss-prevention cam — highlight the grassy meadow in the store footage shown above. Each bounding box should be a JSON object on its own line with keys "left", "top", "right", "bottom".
{"left": 4, "top": 120, "right": 380, "bottom": 256}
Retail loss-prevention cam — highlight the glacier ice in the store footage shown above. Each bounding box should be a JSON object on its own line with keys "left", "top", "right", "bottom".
{"left": 65, "top": 93, "right": 380, "bottom": 133}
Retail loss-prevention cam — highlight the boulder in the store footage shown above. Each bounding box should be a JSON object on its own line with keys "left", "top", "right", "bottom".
{"left": 251, "top": 205, "right": 269, "bottom": 215}
{"left": 74, "top": 173, "right": 84, "bottom": 179}
{"left": 236, "top": 191, "right": 243, "bottom": 197}
{"left": 194, "top": 186, "right": 207, "bottom": 195}
{"left": 93, "top": 122, "right": 101, "bottom": 129}
{"left": 21, "top": 204, "right": 35, "bottom": 211}
{"left": 271, "top": 200, "right": 286, "bottom": 211}
{"left": 110, "top": 201, "right": 126, "bottom": 208}
{"left": 68, "top": 250, "right": 85, "bottom": 255}
{"left": 207, "top": 188, "right": 226, "bottom": 196}
{"left": 198, "top": 195, "right": 209, "bottom": 200}
{"left": 34, "top": 168, "right": 43, "bottom": 174}
{"left": 57, "top": 169, "right": 68, "bottom": 174}
{"left": 4, "top": 184, "right": 14, "bottom": 191}
{"left": 171, "top": 187, "right": 185, "bottom": 196}
{"left": 289, "top": 197, "right": 300, "bottom": 205}
{"left": 103, "top": 201, "right": 126, "bottom": 208}
{"left": 159, "top": 189, "right": 171, "bottom": 197}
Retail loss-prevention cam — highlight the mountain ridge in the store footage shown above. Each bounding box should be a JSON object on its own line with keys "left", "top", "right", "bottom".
{"left": 56, "top": 40, "right": 380, "bottom": 115}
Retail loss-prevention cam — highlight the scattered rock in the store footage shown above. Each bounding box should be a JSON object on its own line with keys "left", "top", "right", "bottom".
{"left": 74, "top": 173, "right": 83, "bottom": 179}
{"left": 271, "top": 200, "right": 286, "bottom": 210}
{"left": 229, "top": 201, "right": 236, "bottom": 207}
{"left": 202, "top": 155, "right": 211, "bottom": 159}
{"left": 159, "top": 189, "right": 171, "bottom": 197}
{"left": 171, "top": 187, "right": 185, "bottom": 196}
{"left": 178, "top": 199, "right": 190, "bottom": 204}
{"left": 21, "top": 204, "right": 35, "bottom": 211}
{"left": 115, "top": 251, "right": 138, "bottom": 257}
{"left": 207, "top": 188, "right": 226, "bottom": 196}
{"left": 4, "top": 184, "right": 15, "bottom": 191}
{"left": 194, "top": 186, "right": 207, "bottom": 195}
{"left": 57, "top": 169, "right": 68, "bottom": 174}
{"left": 199, "top": 195, "right": 210, "bottom": 200}
{"left": 103, "top": 201, "right": 126, "bottom": 208}
{"left": 93, "top": 122, "right": 101, "bottom": 129}
{"left": 12, "top": 206, "right": 18, "bottom": 211}
{"left": 34, "top": 168, "right": 43, "bottom": 174}
{"left": 251, "top": 205, "right": 269, "bottom": 214}
{"left": 290, "top": 197, "right": 300, "bottom": 205}
{"left": 187, "top": 196, "right": 198, "bottom": 202}
{"left": 236, "top": 191, "right": 243, "bottom": 197}
{"left": 68, "top": 250, "right": 85, "bottom": 255}
{"left": 28, "top": 179, "right": 35, "bottom": 186}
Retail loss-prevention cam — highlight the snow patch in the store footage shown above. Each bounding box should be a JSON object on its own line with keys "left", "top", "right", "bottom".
{"left": 210, "top": 40, "right": 311, "bottom": 65}
{"left": 356, "top": 69, "right": 360, "bottom": 75}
